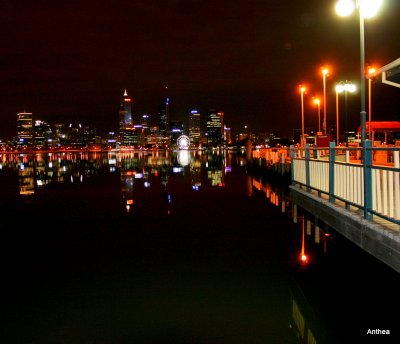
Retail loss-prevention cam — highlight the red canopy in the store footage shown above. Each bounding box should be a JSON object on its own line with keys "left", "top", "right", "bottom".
{"left": 358, "top": 121, "right": 400, "bottom": 132}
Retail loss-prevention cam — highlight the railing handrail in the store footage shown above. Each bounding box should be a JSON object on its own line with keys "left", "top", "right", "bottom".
{"left": 289, "top": 142, "right": 400, "bottom": 227}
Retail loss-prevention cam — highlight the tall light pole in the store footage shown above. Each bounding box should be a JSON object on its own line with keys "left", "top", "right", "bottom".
{"left": 313, "top": 98, "right": 321, "bottom": 133}
{"left": 335, "top": 85, "right": 341, "bottom": 144}
{"left": 368, "top": 66, "right": 376, "bottom": 140}
{"left": 336, "top": 0, "right": 383, "bottom": 143}
{"left": 336, "top": 81, "right": 356, "bottom": 147}
{"left": 321, "top": 68, "right": 329, "bottom": 135}
{"left": 300, "top": 86, "right": 306, "bottom": 146}
{"left": 336, "top": 0, "right": 382, "bottom": 220}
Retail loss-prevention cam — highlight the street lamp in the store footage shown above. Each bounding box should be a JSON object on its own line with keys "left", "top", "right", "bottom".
{"left": 368, "top": 66, "right": 376, "bottom": 140}
{"left": 335, "top": 0, "right": 383, "bottom": 143}
{"left": 336, "top": 0, "right": 382, "bottom": 220}
{"left": 335, "top": 85, "right": 341, "bottom": 144}
{"left": 313, "top": 98, "right": 321, "bottom": 133}
{"left": 299, "top": 86, "right": 306, "bottom": 146}
{"left": 336, "top": 81, "right": 356, "bottom": 146}
{"left": 321, "top": 68, "right": 329, "bottom": 134}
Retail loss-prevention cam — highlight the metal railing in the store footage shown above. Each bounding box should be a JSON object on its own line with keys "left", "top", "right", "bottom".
{"left": 290, "top": 142, "right": 400, "bottom": 227}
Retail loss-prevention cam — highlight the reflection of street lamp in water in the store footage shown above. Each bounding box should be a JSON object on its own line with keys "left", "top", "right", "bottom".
{"left": 300, "top": 216, "right": 308, "bottom": 264}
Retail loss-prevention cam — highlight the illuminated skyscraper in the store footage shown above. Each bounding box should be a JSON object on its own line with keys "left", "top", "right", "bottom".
{"left": 158, "top": 97, "right": 170, "bottom": 142}
{"left": 119, "top": 89, "right": 134, "bottom": 146}
{"left": 188, "top": 109, "right": 201, "bottom": 147}
{"left": 141, "top": 114, "right": 150, "bottom": 135}
{"left": 17, "top": 112, "right": 33, "bottom": 146}
{"left": 34, "top": 120, "right": 52, "bottom": 147}
{"left": 206, "top": 109, "right": 224, "bottom": 146}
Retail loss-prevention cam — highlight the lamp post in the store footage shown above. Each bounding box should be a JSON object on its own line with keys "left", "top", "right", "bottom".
{"left": 336, "top": 81, "right": 356, "bottom": 147}
{"left": 313, "top": 98, "right": 321, "bottom": 133}
{"left": 368, "top": 66, "right": 376, "bottom": 140}
{"left": 300, "top": 86, "right": 306, "bottom": 146}
{"left": 321, "top": 68, "right": 329, "bottom": 135}
{"left": 336, "top": 0, "right": 383, "bottom": 143}
{"left": 336, "top": 0, "right": 382, "bottom": 220}
{"left": 335, "top": 86, "right": 341, "bottom": 144}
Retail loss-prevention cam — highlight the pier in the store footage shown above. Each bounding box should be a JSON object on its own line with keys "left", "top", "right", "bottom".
{"left": 252, "top": 143, "right": 400, "bottom": 273}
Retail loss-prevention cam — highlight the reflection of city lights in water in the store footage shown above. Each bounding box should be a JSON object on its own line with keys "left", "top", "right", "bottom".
{"left": 172, "top": 167, "right": 183, "bottom": 173}
{"left": 126, "top": 199, "right": 134, "bottom": 213}
{"left": 300, "top": 217, "right": 308, "bottom": 264}
{"left": 177, "top": 150, "right": 190, "bottom": 166}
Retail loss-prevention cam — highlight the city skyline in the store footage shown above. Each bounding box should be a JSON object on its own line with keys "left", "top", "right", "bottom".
{"left": 1, "top": 1, "right": 399, "bottom": 140}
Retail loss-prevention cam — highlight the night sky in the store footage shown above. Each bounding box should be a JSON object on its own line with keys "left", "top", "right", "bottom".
{"left": 1, "top": 0, "right": 399, "bottom": 139}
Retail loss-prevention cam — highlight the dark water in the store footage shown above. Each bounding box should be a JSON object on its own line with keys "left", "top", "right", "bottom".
{"left": 1, "top": 150, "right": 399, "bottom": 343}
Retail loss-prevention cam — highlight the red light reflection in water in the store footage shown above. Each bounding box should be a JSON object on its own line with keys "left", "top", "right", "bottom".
{"left": 300, "top": 216, "right": 308, "bottom": 265}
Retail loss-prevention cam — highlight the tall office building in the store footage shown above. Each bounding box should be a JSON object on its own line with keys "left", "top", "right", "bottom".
{"left": 188, "top": 109, "right": 201, "bottom": 147}
{"left": 119, "top": 89, "right": 134, "bottom": 146}
{"left": 141, "top": 114, "right": 150, "bottom": 135}
{"left": 158, "top": 97, "right": 170, "bottom": 142}
{"left": 224, "top": 126, "right": 232, "bottom": 145}
{"left": 206, "top": 109, "right": 224, "bottom": 146}
{"left": 17, "top": 112, "right": 33, "bottom": 146}
{"left": 34, "top": 120, "right": 52, "bottom": 147}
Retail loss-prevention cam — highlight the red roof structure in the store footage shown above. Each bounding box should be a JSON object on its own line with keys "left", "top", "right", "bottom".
{"left": 358, "top": 121, "right": 400, "bottom": 133}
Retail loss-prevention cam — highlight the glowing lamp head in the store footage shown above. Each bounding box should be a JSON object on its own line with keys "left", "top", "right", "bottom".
{"left": 344, "top": 83, "right": 356, "bottom": 92}
{"left": 336, "top": 0, "right": 383, "bottom": 18}
{"left": 322, "top": 68, "right": 329, "bottom": 76}
{"left": 313, "top": 98, "right": 320, "bottom": 105}
{"left": 336, "top": 0, "right": 355, "bottom": 16}
{"left": 300, "top": 86, "right": 306, "bottom": 93}
{"left": 368, "top": 67, "right": 376, "bottom": 75}
{"left": 336, "top": 84, "right": 344, "bottom": 93}
{"left": 360, "top": 0, "right": 383, "bottom": 18}
{"left": 336, "top": 82, "right": 356, "bottom": 93}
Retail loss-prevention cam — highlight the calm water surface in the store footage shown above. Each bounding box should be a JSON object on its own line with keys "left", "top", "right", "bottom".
{"left": 1, "top": 150, "right": 399, "bottom": 343}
